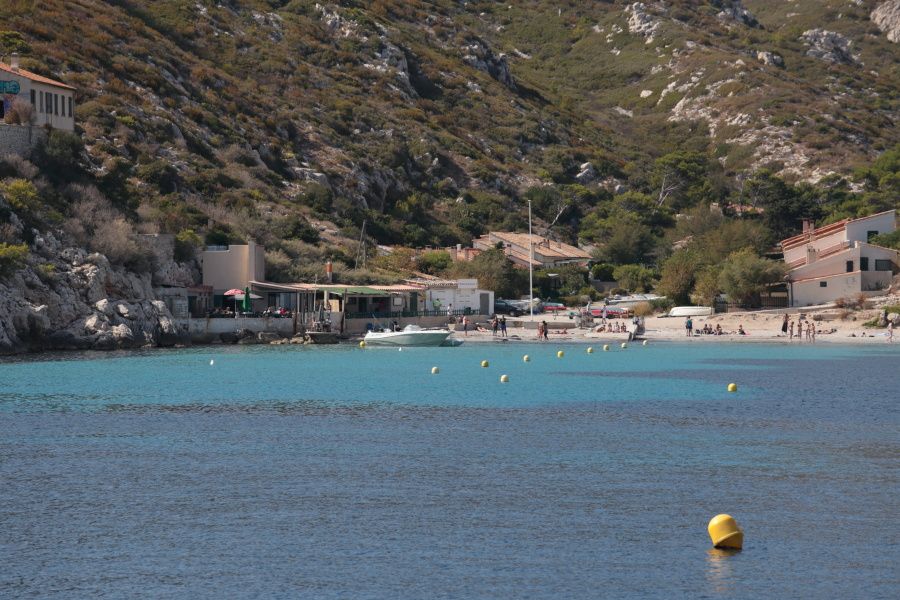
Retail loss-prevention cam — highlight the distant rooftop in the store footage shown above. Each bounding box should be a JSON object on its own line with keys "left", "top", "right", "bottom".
{"left": 0, "top": 62, "right": 75, "bottom": 90}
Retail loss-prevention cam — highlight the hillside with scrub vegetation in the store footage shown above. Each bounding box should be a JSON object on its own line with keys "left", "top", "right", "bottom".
{"left": 1, "top": 0, "right": 899, "bottom": 313}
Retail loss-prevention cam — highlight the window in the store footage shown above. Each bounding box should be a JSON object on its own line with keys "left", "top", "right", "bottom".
{"left": 860, "top": 257, "right": 869, "bottom": 271}
{"left": 875, "top": 259, "right": 893, "bottom": 271}
{"left": 39, "top": 91, "right": 43, "bottom": 113}
{"left": 54, "top": 94, "right": 58, "bottom": 115}
{"left": 68, "top": 97, "right": 72, "bottom": 117}
{"left": 846, "top": 260, "right": 853, "bottom": 273}
{"left": 819, "top": 281, "right": 827, "bottom": 288}
{"left": 867, "top": 230, "right": 879, "bottom": 242}
{"left": 30, "top": 90, "right": 35, "bottom": 106}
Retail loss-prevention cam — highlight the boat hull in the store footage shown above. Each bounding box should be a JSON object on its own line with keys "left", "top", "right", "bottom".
{"left": 363, "top": 330, "right": 453, "bottom": 347}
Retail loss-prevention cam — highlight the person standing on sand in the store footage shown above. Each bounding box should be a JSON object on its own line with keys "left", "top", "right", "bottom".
{"left": 888, "top": 320, "right": 894, "bottom": 343}
{"left": 542, "top": 320, "right": 549, "bottom": 340}
{"left": 789, "top": 320, "right": 795, "bottom": 340}
{"left": 811, "top": 323, "right": 816, "bottom": 342}
{"left": 537, "top": 321, "right": 544, "bottom": 340}
{"left": 781, "top": 314, "right": 788, "bottom": 336}
{"left": 685, "top": 317, "right": 693, "bottom": 337}
{"left": 500, "top": 315, "right": 507, "bottom": 338}
{"left": 462, "top": 315, "right": 469, "bottom": 336}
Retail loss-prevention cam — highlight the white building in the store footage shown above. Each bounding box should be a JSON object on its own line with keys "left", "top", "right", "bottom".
{"left": 781, "top": 210, "right": 898, "bottom": 307}
{"left": 0, "top": 54, "right": 75, "bottom": 131}
{"left": 406, "top": 278, "right": 495, "bottom": 315}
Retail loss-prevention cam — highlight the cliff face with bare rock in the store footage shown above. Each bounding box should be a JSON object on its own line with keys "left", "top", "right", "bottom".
{"left": 872, "top": 0, "right": 900, "bottom": 42}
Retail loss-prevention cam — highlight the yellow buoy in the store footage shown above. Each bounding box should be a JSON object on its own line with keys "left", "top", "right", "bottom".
{"left": 481, "top": 360, "right": 489, "bottom": 368}
{"left": 431, "top": 366, "right": 440, "bottom": 374}
{"left": 603, "top": 344, "right": 610, "bottom": 351}
{"left": 708, "top": 514, "right": 743, "bottom": 549}
{"left": 642, "top": 340, "right": 648, "bottom": 346}
{"left": 523, "top": 354, "right": 530, "bottom": 362}
{"left": 359, "top": 340, "right": 366, "bottom": 348}
{"left": 728, "top": 383, "right": 737, "bottom": 392}
{"left": 557, "top": 350, "right": 565, "bottom": 358}
{"left": 587, "top": 346, "right": 594, "bottom": 354}
{"left": 500, "top": 374, "right": 509, "bottom": 383}
{"left": 621, "top": 342, "right": 628, "bottom": 349}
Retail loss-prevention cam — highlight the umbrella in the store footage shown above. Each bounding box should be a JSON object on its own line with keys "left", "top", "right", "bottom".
{"left": 223, "top": 289, "right": 243, "bottom": 296}
{"left": 232, "top": 293, "right": 262, "bottom": 300}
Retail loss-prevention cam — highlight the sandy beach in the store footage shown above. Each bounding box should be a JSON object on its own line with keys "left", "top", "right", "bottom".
{"left": 456, "top": 296, "right": 898, "bottom": 345}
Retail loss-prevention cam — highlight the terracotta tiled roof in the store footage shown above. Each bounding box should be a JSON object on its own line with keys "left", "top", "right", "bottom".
{"left": 475, "top": 232, "right": 591, "bottom": 263}
{"left": 0, "top": 62, "right": 75, "bottom": 90}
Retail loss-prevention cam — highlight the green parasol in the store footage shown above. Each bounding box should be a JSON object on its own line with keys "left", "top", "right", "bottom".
{"left": 242, "top": 286, "right": 252, "bottom": 312}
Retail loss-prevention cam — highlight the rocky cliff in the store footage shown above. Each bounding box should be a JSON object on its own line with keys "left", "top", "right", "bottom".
{"left": 0, "top": 225, "right": 185, "bottom": 355}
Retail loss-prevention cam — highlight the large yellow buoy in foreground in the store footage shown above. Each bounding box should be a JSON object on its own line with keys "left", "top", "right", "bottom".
{"left": 557, "top": 350, "right": 565, "bottom": 358}
{"left": 481, "top": 360, "right": 490, "bottom": 368}
{"left": 603, "top": 344, "right": 610, "bottom": 351}
{"left": 431, "top": 366, "right": 440, "bottom": 374}
{"left": 728, "top": 383, "right": 738, "bottom": 393}
{"left": 587, "top": 346, "right": 594, "bottom": 354}
{"left": 523, "top": 354, "right": 530, "bottom": 362}
{"left": 500, "top": 374, "right": 509, "bottom": 383}
{"left": 708, "top": 514, "right": 743, "bottom": 549}
{"left": 359, "top": 340, "right": 366, "bottom": 348}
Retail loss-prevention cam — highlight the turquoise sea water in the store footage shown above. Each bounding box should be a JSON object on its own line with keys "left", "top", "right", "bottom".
{"left": 1, "top": 342, "right": 898, "bottom": 598}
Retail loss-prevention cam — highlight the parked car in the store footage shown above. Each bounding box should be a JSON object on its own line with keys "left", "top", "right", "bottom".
{"left": 493, "top": 299, "right": 524, "bottom": 316}
{"left": 541, "top": 302, "right": 567, "bottom": 312}
{"left": 588, "top": 305, "right": 631, "bottom": 318}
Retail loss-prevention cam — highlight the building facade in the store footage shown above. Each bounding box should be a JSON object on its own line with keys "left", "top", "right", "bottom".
{"left": 0, "top": 55, "right": 75, "bottom": 132}
{"left": 781, "top": 210, "right": 898, "bottom": 307}
{"left": 201, "top": 241, "right": 266, "bottom": 305}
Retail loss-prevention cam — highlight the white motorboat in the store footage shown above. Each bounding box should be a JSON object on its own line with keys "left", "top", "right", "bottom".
{"left": 667, "top": 306, "right": 714, "bottom": 317}
{"left": 363, "top": 324, "right": 455, "bottom": 347}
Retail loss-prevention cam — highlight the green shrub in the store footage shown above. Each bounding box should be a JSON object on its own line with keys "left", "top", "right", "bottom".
{"left": 0, "top": 178, "right": 40, "bottom": 213}
{"left": 0, "top": 242, "right": 28, "bottom": 278}
{"left": 174, "top": 229, "right": 201, "bottom": 262}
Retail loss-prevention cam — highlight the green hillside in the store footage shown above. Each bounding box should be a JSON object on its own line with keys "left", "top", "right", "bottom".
{"left": 0, "top": 0, "right": 898, "bottom": 286}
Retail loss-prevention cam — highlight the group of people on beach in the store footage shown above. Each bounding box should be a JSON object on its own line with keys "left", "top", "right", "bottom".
{"left": 459, "top": 314, "right": 509, "bottom": 338}
{"left": 595, "top": 320, "right": 628, "bottom": 334}
{"left": 782, "top": 314, "right": 818, "bottom": 342}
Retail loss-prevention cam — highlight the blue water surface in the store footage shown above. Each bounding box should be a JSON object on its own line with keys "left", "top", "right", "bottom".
{"left": 0, "top": 342, "right": 897, "bottom": 599}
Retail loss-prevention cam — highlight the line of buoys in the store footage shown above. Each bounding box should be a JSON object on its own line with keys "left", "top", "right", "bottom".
{"left": 708, "top": 514, "right": 743, "bottom": 549}
{"left": 557, "top": 350, "right": 565, "bottom": 358}
{"left": 587, "top": 346, "right": 594, "bottom": 354}
{"left": 523, "top": 354, "right": 530, "bottom": 362}
{"left": 431, "top": 366, "right": 440, "bottom": 374}
{"left": 727, "top": 383, "right": 737, "bottom": 392}
{"left": 603, "top": 344, "right": 610, "bottom": 351}
{"left": 481, "top": 359, "right": 489, "bottom": 368}
{"left": 500, "top": 374, "right": 509, "bottom": 383}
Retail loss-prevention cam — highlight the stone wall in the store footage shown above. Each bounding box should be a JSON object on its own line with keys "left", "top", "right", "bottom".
{"left": 0, "top": 124, "right": 45, "bottom": 157}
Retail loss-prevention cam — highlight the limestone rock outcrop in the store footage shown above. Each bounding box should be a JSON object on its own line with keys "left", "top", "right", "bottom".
{"left": 756, "top": 51, "right": 784, "bottom": 67}
{"left": 801, "top": 29, "right": 858, "bottom": 64}
{"left": 0, "top": 237, "right": 181, "bottom": 354}
{"left": 461, "top": 38, "right": 516, "bottom": 90}
{"left": 872, "top": 0, "right": 900, "bottom": 43}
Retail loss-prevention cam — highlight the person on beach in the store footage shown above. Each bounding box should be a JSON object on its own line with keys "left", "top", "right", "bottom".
{"left": 789, "top": 320, "right": 795, "bottom": 340}
{"left": 806, "top": 321, "right": 812, "bottom": 341}
{"left": 888, "top": 320, "right": 894, "bottom": 343}
{"left": 500, "top": 315, "right": 507, "bottom": 338}
{"left": 810, "top": 323, "right": 816, "bottom": 342}
{"left": 781, "top": 314, "right": 788, "bottom": 336}
{"left": 685, "top": 317, "right": 693, "bottom": 337}
{"left": 491, "top": 316, "right": 499, "bottom": 336}
{"left": 541, "top": 320, "right": 549, "bottom": 340}
{"left": 537, "top": 321, "right": 544, "bottom": 340}
{"left": 738, "top": 324, "right": 746, "bottom": 335}
{"left": 462, "top": 315, "right": 469, "bottom": 336}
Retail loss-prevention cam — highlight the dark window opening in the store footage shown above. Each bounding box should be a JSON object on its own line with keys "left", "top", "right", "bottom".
{"left": 860, "top": 257, "right": 869, "bottom": 271}
{"left": 68, "top": 97, "right": 72, "bottom": 117}
{"left": 39, "top": 91, "right": 43, "bottom": 113}
{"left": 846, "top": 260, "right": 853, "bottom": 273}
{"left": 867, "top": 230, "right": 879, "bottom": 242}
{"left": 874, "top": 259, "right": 893, "bottom": 271}
{"left": 30, "top": 89, "right": 35, "bottom": 106}
{"left": 819, "top": 281, "right": 827, "bottom": 288}
{"left": 54, "top": 94, "right": 58, "bottom": 115}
